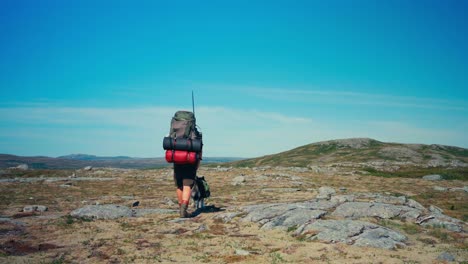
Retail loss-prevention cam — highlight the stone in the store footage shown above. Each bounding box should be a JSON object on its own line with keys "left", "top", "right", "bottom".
{"left": 294, "top": 219, "right": 406, "bottom": 249}
{"left": 437, "top": 252, "right": 456, "bottom": 262}
{"left": 16, "top": 164, "right": 29, "bottom": 170}
{"left": 406, "top": 199, "right": 426, "bottom": 211}
{"left": 23, "top": 205, "right": 48, "bottom": 212}
{"left": 83, "top": 166, "right": 93, "bottom": 171}
{"left": 429, "top": 205, "right": 443, "bottom": 214}
{"left": 316, "top": 186, "right": 336, "bottom": 200}
{"left": 433, "top": 186, "right": 448, "bottom": 191}
{"left": 35, "top": 205, "right": 48, "bottom": 212}
{"left": 163, "top": 197, "right": 176, "bottom": 206}
{"left": 235, "top": 249, "right": 250, "bottom": 256}
{"left": 232, "top": 176, "right": 246, "bottom": 186}
{"left": 195, "top": 224, "right": 208, "bottom": 233}
{"left": 422, "top": 174, "right": 443, "bottom": 181}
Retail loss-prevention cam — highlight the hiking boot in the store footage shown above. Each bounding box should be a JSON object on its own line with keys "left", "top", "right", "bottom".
{"left": 180, "top": 203, "right": 189, "bottom": 218}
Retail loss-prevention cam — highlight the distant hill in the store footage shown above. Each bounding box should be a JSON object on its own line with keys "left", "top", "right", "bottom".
{"left": 0, "top": 154, "right": 243, "bottom": 170}
{"left": 230, "top": 138, "right": 468, "bottom": 176}
{"left": 58, "top": 154, "right": 133, "bottom": 160}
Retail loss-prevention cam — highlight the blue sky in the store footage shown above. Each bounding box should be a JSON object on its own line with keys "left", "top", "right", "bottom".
{"left": 0, "top": 0, "right": 467, "bottom": 157}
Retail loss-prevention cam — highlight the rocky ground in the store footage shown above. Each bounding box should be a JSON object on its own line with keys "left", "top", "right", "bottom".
{"left": 0, "top": 166, "right": 467, "bottom": 263}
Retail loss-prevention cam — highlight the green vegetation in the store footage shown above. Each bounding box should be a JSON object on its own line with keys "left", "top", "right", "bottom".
{"left": 363, "top": 167, "right": 467, "bottom": 181}
{"left": 444, "top": 147, "right": 468, "bottom": 157}
{"left": 270, "top": 252, "right": 286, "bottom": 264}
{"left": 379, "top": 220, "right": 422, "bottom": 235}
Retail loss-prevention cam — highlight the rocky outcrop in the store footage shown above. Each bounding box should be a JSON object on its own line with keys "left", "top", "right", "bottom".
{"left": 331, "top": 202, "right": 421, "bottom": 220}
{"left": 222, "top": 187, "right": 466, "bottom": 249}
{"left": 294, "top": 220, "right": 406, "bottom": 250}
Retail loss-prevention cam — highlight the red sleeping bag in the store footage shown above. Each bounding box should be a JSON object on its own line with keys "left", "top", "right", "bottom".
{"left": 165, "top": 150, "right": 202, "bottom": 164}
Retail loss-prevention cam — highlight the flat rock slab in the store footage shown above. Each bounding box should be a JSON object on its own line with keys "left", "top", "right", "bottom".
{"left": 240, "top": 202, "right": 328, "bottom": 230}
{"left": 70, "top": 205, "right": 177, "bottom": 220}
{"left": 294, "top": 219, "right": 407, "bottom": 249}
{"left": 261, "top": 208, "right": 327, "bottom": 230}
{"left": 331, "top": 202, "right": 421, "bottom": 220}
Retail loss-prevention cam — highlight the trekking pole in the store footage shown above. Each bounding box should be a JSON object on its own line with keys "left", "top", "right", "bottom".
{"left": 192, "top": 90, "right": 196, "bottom": 116}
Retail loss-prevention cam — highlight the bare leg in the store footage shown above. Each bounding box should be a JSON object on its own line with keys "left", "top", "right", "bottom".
{"left": 182, "top": 185, "right": 191, "bottom": 204}
{"left": 176, "top": 187, "right": 183, "bottom": 205}
{"left": 179, "top": 186, "right": 192, "bottom": 218}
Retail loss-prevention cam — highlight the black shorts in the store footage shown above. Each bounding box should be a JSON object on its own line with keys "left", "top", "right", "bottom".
{"left": 173, "top": 164, "right": 197, "bottom": 188}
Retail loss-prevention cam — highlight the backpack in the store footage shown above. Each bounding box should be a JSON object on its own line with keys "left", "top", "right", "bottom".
{"left": 195, "top": 176, "right": 210, "bottom": 198}
{"left": 163, "top": 110, "right": 203, "bottom": 164}
{"left": 170, "top": 111, "right": 200, "bottom": 139}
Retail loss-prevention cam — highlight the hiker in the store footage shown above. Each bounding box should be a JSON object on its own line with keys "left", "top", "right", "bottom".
{"left": 163, "top": 110, "right": 203, "bottom": 218}
{"left": 174, "top": 161, "right": 199, "bottom": 217}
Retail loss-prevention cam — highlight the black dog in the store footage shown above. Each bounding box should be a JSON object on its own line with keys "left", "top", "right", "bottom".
{"left": 191, "top": 175, "right": 209, "bottom": 209}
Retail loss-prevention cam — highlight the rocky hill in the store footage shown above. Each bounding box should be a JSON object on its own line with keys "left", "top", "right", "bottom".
{"left": 232, "top": 138, "right": 468, "bottom": 179}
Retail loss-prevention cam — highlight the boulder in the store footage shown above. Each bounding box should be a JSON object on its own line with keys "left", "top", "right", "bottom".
{"left": 232, "top": 176, "right": 246, "bottom": 186}
{"left": 16, "top": 164, "right": 29, "bottom": 170}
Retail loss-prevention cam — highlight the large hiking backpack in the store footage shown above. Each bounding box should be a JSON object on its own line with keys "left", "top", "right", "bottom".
{"left": 163, "top": 110, "right": 203, "bottom": 164}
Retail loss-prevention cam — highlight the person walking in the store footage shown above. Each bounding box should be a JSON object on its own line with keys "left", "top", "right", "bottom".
{"left": 174, "top": 161, "right": 199, "bottom": 218}
{"left": 163, "top": 109, "right": 202, "bottom": 218}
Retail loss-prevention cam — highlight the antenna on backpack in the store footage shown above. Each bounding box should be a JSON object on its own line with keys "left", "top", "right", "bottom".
{"left": 192, "top": 90, "right": 195, "bottom": 116}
